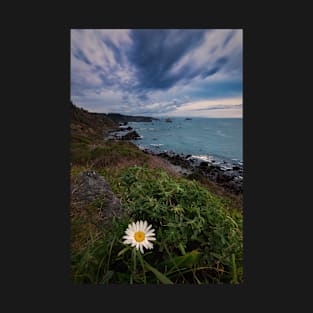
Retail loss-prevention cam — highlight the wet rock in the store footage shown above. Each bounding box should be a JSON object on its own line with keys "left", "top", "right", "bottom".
{"left": 120, "top": 130, "right": 141, "bottom": 140}
{"left": 148, "top": 150, "right": 243, "bottom": 195}
{"left": 108, "top": 129, "right": 141, "bottom": 140}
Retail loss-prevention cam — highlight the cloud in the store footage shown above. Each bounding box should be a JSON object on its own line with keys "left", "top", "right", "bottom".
{"left": 168, "top": 30, "right": 241, "bottom": 79}
{"left": 70, "top": 29, "right": 243, "bottom": 117}
{"left": 126, "top": 29, "right": 208, "bottom": 91}
{"left": 167, "top": 98, "right": 243, "bottom": 118}
{"left": 71, "top": 29, "right": 135, "bottom": 91}
{"left": 196, "top": 104, "right": 242, "bottom": 111}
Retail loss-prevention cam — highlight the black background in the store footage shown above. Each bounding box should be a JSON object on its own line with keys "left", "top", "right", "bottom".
{"left": 3, "top": 3, "right": 309, "bottom": 311}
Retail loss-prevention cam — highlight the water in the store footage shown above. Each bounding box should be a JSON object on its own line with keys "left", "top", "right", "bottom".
{"left": 128, "top": 117, "right": 243, "bottom": 165}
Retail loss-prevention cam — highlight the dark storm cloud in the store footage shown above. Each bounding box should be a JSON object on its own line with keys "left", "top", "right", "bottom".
{"left": 127, "top": 29, "right": 208, "bottom": 90}
{"left": 200, "top": 67, "right": 219, "bottom": 78}
{"left": 71, "top": 29, "right": 239, "bottom": 94}
{"left": 137, "top": 94, "right": 149, "bottom": 101}
{"left": 71, "top": 29, "right": 243, "bottom": 116}
{"left": 222, "top": 30, "right": 235, "bottom": 48}
{"left": 101, "top": 37, "right": 128, "bottom": 69}
{"left": 200, "top": 57, "right": 229, "bottom": 78}
{"left": 73, "top": 49, "right": 92, "bottom": 65}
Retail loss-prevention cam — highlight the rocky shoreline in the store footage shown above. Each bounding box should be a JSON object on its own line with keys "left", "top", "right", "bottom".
{"left": 107, "top": 124, "right": 142, "bottom": 140}
{"left": 106, "top": 124, "right": 243, "bottom": 195}
{"left": 141, "top": 148, "right": 243, "bottom": 195}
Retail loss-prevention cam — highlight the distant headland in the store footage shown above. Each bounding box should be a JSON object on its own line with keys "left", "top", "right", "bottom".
{"left": 105, "top": 113, "right": 159, "bottom": 124}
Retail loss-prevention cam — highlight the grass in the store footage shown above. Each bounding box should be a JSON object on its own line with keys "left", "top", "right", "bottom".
{"left": 71, "top": 165, "right": 243, "bottom": 284}
{"left": 71, "top": 140, "right": 148, "bottom": 166}
{"left": 70, "top": 110, "right": 243, "bottom": 284}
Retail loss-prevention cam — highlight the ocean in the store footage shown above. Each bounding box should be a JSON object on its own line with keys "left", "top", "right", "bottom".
{"left": 128, "top": 117, "right": 243, "bottom": 165}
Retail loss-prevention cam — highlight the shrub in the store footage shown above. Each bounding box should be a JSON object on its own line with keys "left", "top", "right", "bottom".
{"left": 71, "top": 166, "right": 243, "bottom": 284}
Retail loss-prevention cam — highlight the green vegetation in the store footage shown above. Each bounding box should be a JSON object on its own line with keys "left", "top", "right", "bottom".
{"left": 71, "top": 139, "right": 148, "bottom": 166}
{"left": 71, "top": 166, "right": 243, "bottom": 284}
{"left": 70, "top": 102, "right": 243, "bottom": 284}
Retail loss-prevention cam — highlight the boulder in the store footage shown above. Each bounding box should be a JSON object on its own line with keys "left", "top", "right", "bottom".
{"left": 121, "top": 130, "right": 141, "bottom": 140}
{"left": 71, "top": 171, "right": 124, "bottom": 222}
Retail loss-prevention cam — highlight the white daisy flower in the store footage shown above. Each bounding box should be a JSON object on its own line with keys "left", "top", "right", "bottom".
{"left": 123, "top": 220, "right": 156, "bottom": 254}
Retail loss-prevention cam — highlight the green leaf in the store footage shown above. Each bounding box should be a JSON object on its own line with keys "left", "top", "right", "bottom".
{"left": 169, "top": 250, "right": 200, "bottom": 273}
{"left": 117, "top": 246, "right": 131, "bottom": 257}
{"left": 143, "top": 260, "right": 174, "bottom": 284}
{"left": 231, "top": 253, "right": 238, "bottom": 284}
{"left": 178, "top": 243, "right": 186, "bottom": 256}
{"left": 101, "top": 270, "right": 114, "bottom": 284}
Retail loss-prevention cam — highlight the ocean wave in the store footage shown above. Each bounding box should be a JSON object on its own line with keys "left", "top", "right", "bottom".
{"left": 220, "top": 164, "right": 234, "bottom": 171}
{"left": 150, "top": 143, "right": 164, "bottom": 147}
{"left": 216, "top": 130, "right": 229, "bottom": 137}
{"left": 191, "top": 155, "right": 214, "bottom": 162}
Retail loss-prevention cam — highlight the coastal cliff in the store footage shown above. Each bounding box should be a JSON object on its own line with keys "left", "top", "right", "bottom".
{"left": 70, "top": 101, "right": 243, "bottom": 285}
{"left": 106, "top": 113, "right": 159, "bottom": 124}
{"left": 70, "top": 101, "right": 119, "bottom": 141}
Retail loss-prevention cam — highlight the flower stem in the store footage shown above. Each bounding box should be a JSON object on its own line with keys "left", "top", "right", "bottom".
{"left": 137, "top": 250, "right": 146, "bottom": 284}
{"left": 132, "top": 248, "right": 137, "bottom": 283}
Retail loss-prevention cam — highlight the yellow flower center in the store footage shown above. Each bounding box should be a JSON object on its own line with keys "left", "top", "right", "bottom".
{"left": 134, "top": 231, "right": 145, "bottom": 242}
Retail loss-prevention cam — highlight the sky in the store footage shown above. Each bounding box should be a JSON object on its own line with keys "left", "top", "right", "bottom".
{"left": 71, "top": 29, "right": 243, "bottom": 118}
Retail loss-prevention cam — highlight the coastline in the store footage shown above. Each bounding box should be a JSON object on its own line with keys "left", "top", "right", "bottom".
{"left": 70, "top": 103, "right": 243, "bottom": 284}
{"left": 142, "top": 148, "right": 243, "bottom": 195}
{"left": 107, "top": 124, "right": 243, "bottom": 196}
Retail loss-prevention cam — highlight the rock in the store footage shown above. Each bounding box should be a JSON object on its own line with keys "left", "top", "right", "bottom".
{"left": 226, "top": 180, "right": 243, "bottom": 194}
{"left": 108, "top": 129, "right": 141, "bottom": 140}
{"left": 71, "top": 171, "right": 124, "bottom": 222}
{"left": 155, "top": 150, "right": 243, "bottom": 195}
{"left": 121, "top": 130, "right": 141, "bottom": 140}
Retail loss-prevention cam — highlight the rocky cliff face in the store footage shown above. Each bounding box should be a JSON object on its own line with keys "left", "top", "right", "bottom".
{"left": 70, "top": 102, "right": 157, "bottom": 141}
{"left": 70, "top": 101, "right": 119, "bottom": 141}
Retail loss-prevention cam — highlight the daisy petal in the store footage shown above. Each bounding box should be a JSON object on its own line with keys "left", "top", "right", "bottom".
{"left": 140, "top": 244, "right": 144, "bottom": 254}
{"left": 145, "top": 234, "right": 155, "bottom": 240}
{"left": 142, "top": 240, "right": 149, "bottom": 249}
{"left": 146, "top": 230, "right": 155, "bottom": 236}
{"left": 123, "top": 235, "right": 132, "bottom": 240}
{"left": 126, "top": 229, "right": 134, "bottom": 236}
